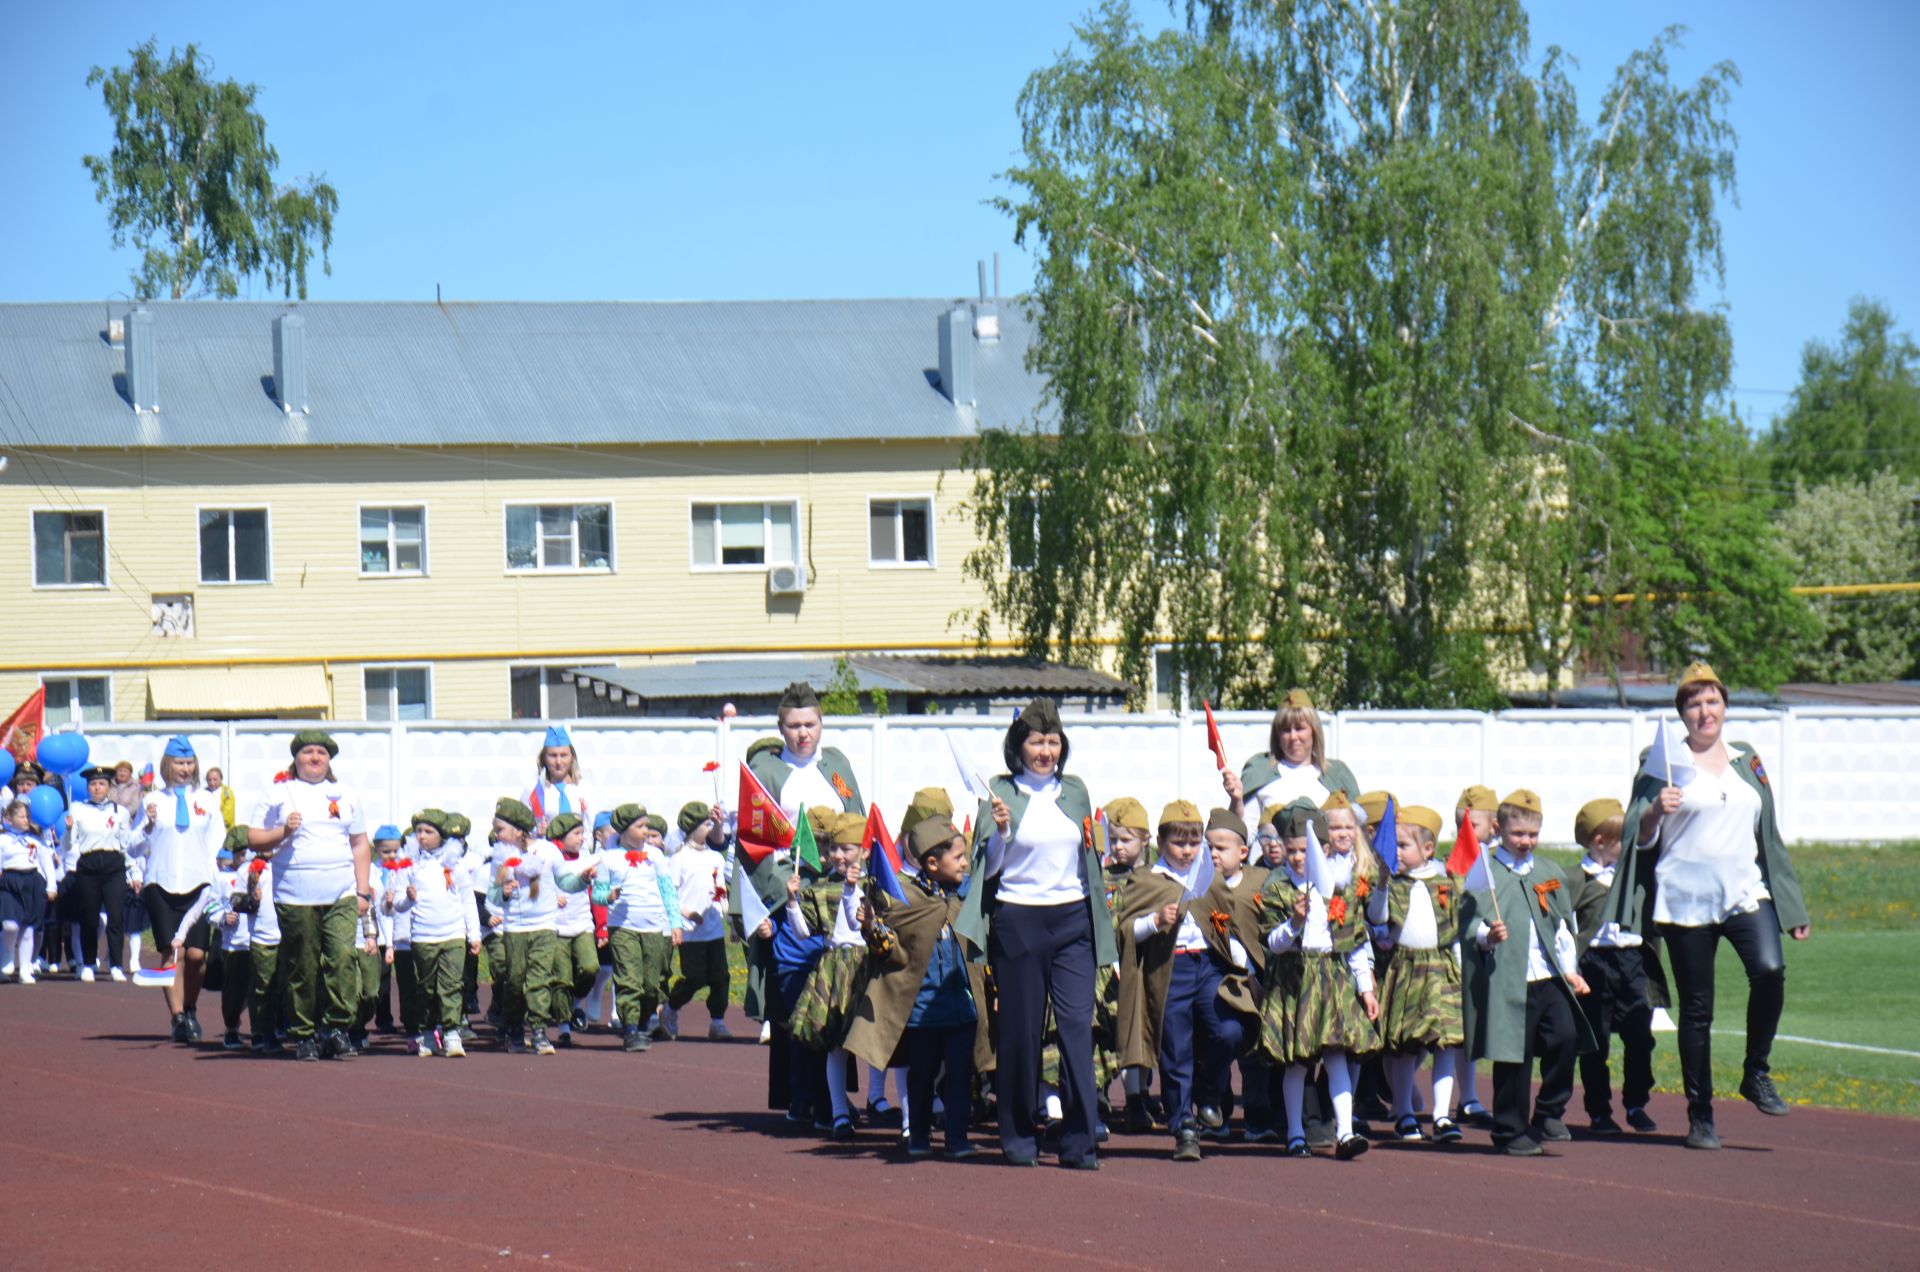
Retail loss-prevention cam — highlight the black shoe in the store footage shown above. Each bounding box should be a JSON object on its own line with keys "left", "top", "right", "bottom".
{"left": 945, "top": 1143, "right": 979, "bottom": 1160}
{"left": 1039, "top": 1116, "right": 1064, "bottom": 1145}
{"left": 332, "top": 1030, "right": 359, "bottom": 1059}
{"left": 1740, "top": 1073, "right": 1789, "bottom": 1117}
{"left": 170, "top": 1013, "right": 190, "bottom": 1044}
{"left": 1626, "top": 1107, "right": 1658, "bottom": 1134}
{"left": 1350, "top": 1118, "right": 1374, "bottom": 1139}
{"left": 183, "top": 1010, "right": 202, "bottom": 1041}
{"left": 1461, "top": 1102, "right": 1493, "bottom": 1128}
{"left": 906, "top": 1142, "right": 935, "bottom": 1158}
{"left": 865, "top": 1100, "right": 904, "bottom": 1129}
{"left": 1395, "top": 1115, "right": 1423, "bottom": 1141}
{"left": 222, "top": 1030, "right": 245, "bottom": 1051}
{"left": 1336, "top": 1133, "right": 1371, "bottom": 1160}
{"left": 1284, "top": 1136, "right": 1311, "bottom": 1158}
{"left": 1062, "top": 1155, "right": 1100, "bottom": 1170}
{"left": 1172, "top": 1129, "right": 1202, "bottom": 1162}
{"left": 1588, "top": 1114, "right": 1624, "bottom": 1137}
{"left": 1245, "top": 1126, "right": 1281, "bottom": 1144}
{"left": 830, "top": 1115, "right": 855, "bottom": 1142}
{"left": 622, "top": 1026, "right": 650, "bottom": 1053}
{"left": 1500, "top": 1135, "right": 1545, "bottom": 1157}
{"left": 462, "top": 993, "right": 481, "bottom": 1016}
{"left": 1686, "top": 1118, "right": 1720, "bottom": 1150}
{"left": 1196, "top": 1104, "right": 1225, "bottom": 1130}
{"left": 554, "top": 1029, "right": 573, "bottom": 1049}
{"left": 1123, "top": 1094, "right": 1154, "bottom": 1134}
{"left": 1199, "top": 1123, "right": 1232, "bottom": 1142}
{"left": 1145, "top": 1095, "right": 1168, "bottom": 1128}
{"left": 571, "top": 1008, "right": 589, "bottom": 1031}
{"left": 294, "top": 1037, "right": 320, "bottom": 1062}
{"left": 1532, "top": 1116, "right": 1571, "bottom": 1143}
{"left": 1432, "top": 1116, "right": 1463, "bottom": 1143}
{"left": 1094, "top": 1120, "right": 1111, "bottom": 1144}
{"left": 506, "top": 1033, "right": 529, "bottom": 1055}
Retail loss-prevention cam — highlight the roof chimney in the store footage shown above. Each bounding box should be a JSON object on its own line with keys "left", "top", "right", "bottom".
{"left": 938, "top": 307, "right": 975, "bottom": 406}
{"left": 124, "top": 307, "right": 158, "bottom": 414}
{"left": 272, "top": 312, "right": 309, "bottom": 414}
{"left": 972, "top": 259, "right": 999, "bottom": 342}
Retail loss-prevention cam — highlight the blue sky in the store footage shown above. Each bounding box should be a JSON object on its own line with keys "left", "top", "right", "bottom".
{"left": 3, "top": 1, "right": 1914, "bottom": 428}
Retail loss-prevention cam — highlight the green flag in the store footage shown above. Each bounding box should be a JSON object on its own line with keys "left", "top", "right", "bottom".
{"left": 794, "top": 803, "right": 821, "bottom": 873}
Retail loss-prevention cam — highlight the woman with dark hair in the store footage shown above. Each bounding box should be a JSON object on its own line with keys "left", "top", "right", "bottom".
{"left": 1619, "top": 662, "right": 1809, "bottom": 1151}
{"left": 1223, "top": 689, "right": 1362, "bottom": 830}
{"left": 956, "top": 697, "right": 1116, "bottom": 1168}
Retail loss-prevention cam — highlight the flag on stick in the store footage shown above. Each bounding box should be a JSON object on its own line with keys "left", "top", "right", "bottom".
{"left": 1372, "top": 796, "right": 1399, "bottom": 879}
{"left": 736, "top": 764, "right": 794, "bottom": 866}
{"left": 1641, "top": 720, "right": 1697, "bottom": 787}
{"left": 793, "top": 803, "right": 821, "bottom": 874}
{"left": 1445, "top": 808, "right": 1482, "bottom": 882}
{"left": 945, "top": 732, "right": 993, "bottom": 801}
{"left": 1, "top": 688, "right": 45, "bottom": 765}
{"left": 862, "top": 804, "right": 900, "bottom": 874}
{"left": 1202, "top": 700, "right": 1228, "bottom": 771}
{"left": 867, "top": 829, "right": 907, "bottom": 904}
{"left": 1303, "top": 818, "right": 1336, "bottom": 899}
{"left": 735, "top": 859, "right": 770, "bottom": 934}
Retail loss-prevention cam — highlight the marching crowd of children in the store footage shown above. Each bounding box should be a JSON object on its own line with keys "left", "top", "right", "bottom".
{"left": 3, "top": 712, "right": 1684, "bottom": 1165}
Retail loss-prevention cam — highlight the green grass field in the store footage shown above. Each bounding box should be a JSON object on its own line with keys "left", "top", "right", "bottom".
{"left": 1545, "top": 841, "right": 1920, "bottom": 1118}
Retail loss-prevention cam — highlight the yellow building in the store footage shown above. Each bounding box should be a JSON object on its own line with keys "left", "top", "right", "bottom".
{"left": 0, "top": 299, "right": 1130, "bottom": 722}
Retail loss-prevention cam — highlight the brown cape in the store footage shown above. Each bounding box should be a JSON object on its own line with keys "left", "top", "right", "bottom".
{"left": 1195, "top": 864, "right": 1270, "bottom": 1018}
{"left": 843, "top": 882, "right": 973, "bottom": 1072}
{"left": 1111, "top": 870, "right": 1184, "bottom": 1069}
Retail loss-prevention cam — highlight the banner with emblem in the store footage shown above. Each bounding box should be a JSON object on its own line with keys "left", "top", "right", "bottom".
{"left": 2, "top": 688, "right": 46, "bottom": 765}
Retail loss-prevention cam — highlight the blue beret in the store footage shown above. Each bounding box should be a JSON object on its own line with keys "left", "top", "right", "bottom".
{"left": 372, "top": 824, "right": 403, "bottom": 843}
{"left": 593, "top": 811, "right": 613, "bottom": 830}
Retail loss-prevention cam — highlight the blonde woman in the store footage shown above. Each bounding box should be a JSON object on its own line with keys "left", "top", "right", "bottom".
{"left": 1223, "top": 689, "right": 1362, "bottom": 831}
{"left": 133, "top": 737, "right": 225, "bottom": 1042}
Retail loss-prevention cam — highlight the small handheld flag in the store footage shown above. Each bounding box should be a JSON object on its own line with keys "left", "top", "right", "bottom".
{"left": 1372, "top": 796, "right": 1398, "bottom": 878}
{"left": 1642, "top": 720, "right": 1697, "bottom": 788}
{"left": 793, "top": 804, "right": 821, "bottom": 874}
{"left": 862, "top": 804, "right": 899, "bottom": 874}
{"left": 867, "top": 833, "right": 907, "bottom": 904}
{"left": 1202, "top": 700, "right": 1228, "bottom": 771}
{"left": 735, "top": 859, "right": 771, "bottom": 934}
{"left": 945, "top": 732, "right": 993, "bottom": 801}
{"left": 138, "top": 762, "right": 155, "bottom": 790}
{"left": 1445, "top": 809, "right": 1481, "bottom": 881}
{"left": 132, "top": 964, "right": 177, "bottom": 988}
{"left": 736, "top": 764, "right": 795, "bottom": 866}
{"left": 1303, "top": 819, "right": 1336, "bottom": 899}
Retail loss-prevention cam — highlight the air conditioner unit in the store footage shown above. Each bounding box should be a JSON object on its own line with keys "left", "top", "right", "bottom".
{"left": 768, "top": 563, "right": 809, "bottom": 595}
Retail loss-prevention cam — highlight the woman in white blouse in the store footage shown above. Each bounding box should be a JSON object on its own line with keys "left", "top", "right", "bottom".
{"left": 1621, "top": 662, "right": 1809, "bottom": 1151}
{"left": 1223, "top": 688, "right": 1362, "bottom": 830}
{"left": 955, "top": 698, "right": 1117, "bottom": 1168}
{"left": 134, "top": 737, "right": 226, "bottom": 1042}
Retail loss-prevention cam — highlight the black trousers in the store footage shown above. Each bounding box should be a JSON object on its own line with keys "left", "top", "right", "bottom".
{"left": 1659, "top": 903, "right": 1785, "bottom": 1123}
{"left": 989, "top": 900, "right": 1099, "bottom": 1162}
{"left": 906, "top": 1023, "right": 975, "bottom": 1151}
{"left": 1578, "top": 945, "right": 1656, "bottom": 1117}
{"left": 1491, "top": 979, "right": 1578, "bottom": 1145}
{"left": 70, "top": 853, "right": 130, "bottom": 969}
{"left": 1157, "top": 951, "right": 1243, "bottom": 1135}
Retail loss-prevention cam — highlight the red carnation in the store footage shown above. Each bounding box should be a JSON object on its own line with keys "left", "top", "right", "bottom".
{"left": 248, "top": 859, "right": 269, "bottom": 876}
{"left": 702, "top": 761, "right": 720, "bottom": 773}
{"left": 625, "top": 850, "right": 646, "bottom": 866}
{"left": 1326, "top": 895, "right": 1349, "bottom": 927}
{"left": 503, "top": 856, "right": 523, "bottom": 869}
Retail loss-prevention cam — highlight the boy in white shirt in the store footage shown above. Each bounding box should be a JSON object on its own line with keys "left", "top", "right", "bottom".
{"left": 493, "top": 797, "right": 566, "bottom": 1056}
{"left": 597, "top": 803, "right": 682, "bottom": 1053}
{"left": 405, "top": 809, "right": 481, "bottom": 1057}
{"left": 662, "top": 801, "right": 733, "bottom": 1040}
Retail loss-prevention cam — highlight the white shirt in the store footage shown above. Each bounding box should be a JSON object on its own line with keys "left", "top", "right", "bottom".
{"left": 985, "top": 771, "right": 1086, "bottom": 907}
{"left": 68, "top": 800, "right": 134, "bottom": 858}
{"left": 500, "top": 842, "right": 566, "bottom": 933}
{"left": 405, "top": 844, "right": 481, "bottom": 945}
{"left": 600, "top": 844, "right": 678, "bottom": 934}
{"left": 775, "top": 749, "right": 849, "bottom": 820}
{"left": 1, "top": 826, "right": 54, "bottom": 879}
{"left": 553, "top": 851, "right": 596, "bottom": 937}
{"left": 374, "top": 856, "right": 414, "bottom": 947}
{"left": 257, "top": 778, "right": 367, "bottom": 907}
{"left": 1652, "top": 763, "right": 1768, "bottom": 927}
{"left": 246, "top": 860, "right": 281, "bottom": 945}
{"left": 829, "top": 884, "right": 865, "bottom": 950}
{"left": 1132, "top": 857, "right": 1209, "bottom": 952}
{"left": 1579, "top": 856, "right": 1643, "bottom": 948}
{"left": 1244, "top": 760, "right": 1325, "bottom": 832}
{"left": 210, "top": 869, "right": 252, "bottom": 951}
{"left": 135, "top": 786, "right": 224, "bottom": 895}
{"left": 526, "top": 778, "right": 591, "bottom": 830}
{"left": 1265, "top": 864, "right": 1375, "bottom": 993}
{"left": 674, "top": 845, "right": 728, "bottom": 943}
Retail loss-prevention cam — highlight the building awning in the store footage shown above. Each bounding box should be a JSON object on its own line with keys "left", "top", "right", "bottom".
{"left": 566, "top": 654, "right": 1129, "bottom": 710}
{"left": 147, "top": 665, "right": 333, "bottom": 717}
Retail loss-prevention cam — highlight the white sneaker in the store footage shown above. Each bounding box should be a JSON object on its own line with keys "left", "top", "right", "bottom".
{"left": 17, "top": 968, "right": 36, "bottom": 985}
{"left": 80, "top": 966, "right": 96, "bottom": 983}
{"left": 443, "top": 1031, "right": 466, "bottom": 1058}
{"left": 708, "top": 1019, "right": 733, "bottom": 1040}
{"left": 110, "top": 966, "right": 128, "bottom": 982}
{"left": 415, "top": 1034, "right": 434, "bottom": 1057}
{"left": 1, "top": 962, "right": 14, "bottom": 978}
{"left": 758, "top": 1019, "right": 773, "bottom": 1045}
{"left": 660, "top": 1005, "right": 679, "bottom": 1040}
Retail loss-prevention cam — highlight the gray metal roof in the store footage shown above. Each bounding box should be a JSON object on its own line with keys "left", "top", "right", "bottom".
{"left": 569, "top": 654, "right": 1128, "bottom": 703}
{"left": 0, "top": 300, "right": 1045, "bottom": 450}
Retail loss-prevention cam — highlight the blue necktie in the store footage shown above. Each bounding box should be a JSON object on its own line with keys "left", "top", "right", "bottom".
{"left": 173, "top": 786, "right": 190, "bottom": 831}
{"left": 558, "top": 784, "right": 572, "bottom": 816}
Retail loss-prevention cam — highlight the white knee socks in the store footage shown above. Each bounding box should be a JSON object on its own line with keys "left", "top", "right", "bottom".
{"left": 1, "top": 920, "right": 18, "bottom": 970}
{"left": 1388, "top": 1053, "right": 1419, "bottom": 1120}
{"left": 1431, "top": 1049, "right": 1457, "bottom": 1120}
{"left": 17, "top": 926, "right": 36, "bottom": 971}
{"left": 1327, "top": 1050, "right": 1354, "bottom": 1138}
{"left": 1454, "top": 1044, "right": 1479, "bottom": 1107}
{"left": 826, "top": 1049, "right": 851, "bottom": 1120}
{"left": 1283, "top": 1064, "right": 1309, "bottom": 1140}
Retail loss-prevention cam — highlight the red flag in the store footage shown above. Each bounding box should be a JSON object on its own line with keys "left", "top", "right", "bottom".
{"left": 736, "top": 763, "right": 794, "bottom": 866}
{"left": 2, "top": 688, "right": 45, "bottom": 765}
{"left": 1445, "top": 809, "right": 1482, "bottom": 879}
{"left": 862, "top": 804, "right": 900, "bottom": 873}
{"left": 961, "top": 814, "right": 972, "bottom": 840}
{"left": 1202, "top": 699, "right": 1227, "bottom": 771}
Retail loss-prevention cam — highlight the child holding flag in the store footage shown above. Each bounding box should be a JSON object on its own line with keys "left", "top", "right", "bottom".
{"left": 1370, "top": 805, "right": 1466, "bottom": 1143}
{"left": 790, "top": 812, "right": 873, "bottom": 1140}
{"left": 545, "top": 812, "right": 598, "bottom": 1048}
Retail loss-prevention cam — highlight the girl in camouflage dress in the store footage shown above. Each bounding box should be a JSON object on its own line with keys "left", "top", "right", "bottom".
{"left": 1368, "top": 805, "right": 1466, "bottom": 1144}
{"left": 1257, "top": 799, "right": 1380, "bottom": 1160}
{"left": 788, "top": 813, "right": 873, "bottom": 1141}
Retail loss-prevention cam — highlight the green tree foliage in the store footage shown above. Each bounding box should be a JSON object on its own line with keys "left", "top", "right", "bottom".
{"left": 1774, "top": 471, "right": 1920, "bottom": 683}
{"left": 964, "top": 0, "right": 1806, "bottom": 706}
{"left": 83, "top": 39, "right": 338, "bottom": 300}
{"left": 1765, "top": 300, "right": 1920, "bottom": 485}
{"left": 819, "top": 657, "right": 889, "bottom": 716}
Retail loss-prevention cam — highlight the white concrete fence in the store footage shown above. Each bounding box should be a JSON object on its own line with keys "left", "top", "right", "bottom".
{"left": 59, "top": 707, "right": 1920, "bottom": 846}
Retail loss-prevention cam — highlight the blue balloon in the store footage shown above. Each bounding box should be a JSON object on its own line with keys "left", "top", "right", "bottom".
{"left": 28, "top": 783, "right": 64, "bottom": 829}
{"left": 66, "top": 773, "right": 89, "bottom": 803}
{"left": 36, "top": 732, "right": 90, "bottom": 777}
{"left": 0, "top": 749, "right": 14, "bottom": 789}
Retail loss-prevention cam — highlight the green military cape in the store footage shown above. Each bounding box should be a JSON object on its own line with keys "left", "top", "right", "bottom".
{"left": 745, "top": 740, "right": 867, "bottom": 816}
{"left": 844, "top": 879, "right": 977, "bottom": 1071}
{"left": 1238, "top": 752, "right": 1362, "bottom": 803}
{"left": 1571, "top": 861, "right": 1672, "bottom": 1010}
{"left": 1194, "top": 865, "right": 1270, "bottom": 1019}
{"left": 1460, "top": 854, "right": 1597, "bottom": 1064}
{"left": 953, "top": 773, "right": 1119, "bottom": 968}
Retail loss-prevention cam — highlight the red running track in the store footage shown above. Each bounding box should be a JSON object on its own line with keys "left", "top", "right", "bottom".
{"left": 2, "top": 978, "right": 1916, "bottom": 1270}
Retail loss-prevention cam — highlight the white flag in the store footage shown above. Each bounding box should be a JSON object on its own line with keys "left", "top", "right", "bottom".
{"left": 1181, "top": 845, "right": 1216, "bottom": 902}
{"left": 1642, "top": 720, "right": 1698, "bottom": 786}
{"left": 736, "top": 859, "right": 770, "bottom": 934}
{"left": 945, "top": 731, "right": 993, "bottom": 801}
{"left": 1303, "top": 818, "right": 1336, "bottom": 899}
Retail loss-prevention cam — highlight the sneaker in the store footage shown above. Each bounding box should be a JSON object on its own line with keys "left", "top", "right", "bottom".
{"left": 434, "top": 1028, "right": 461, "bottom": 1056}
{"left": 1172, "top": 1129, "right": 1202, "bottom": 1162}
{"left": 660, "top": 1005, "right": 680, "bottom": 1039}
{"left": 1395, "top": 1115, "right": 1423, "bottom": 1141}
{"left": 571, "top": 1007, "right": 589, "bottom": 1031}
{"left": 110, "top": 966, "right": 128, "bottom": 982}
{"left": 1686, "top": 1118, "right": 1720, "bottom": 1150}
{"left": 944, "top": 1143, "right": 978, "bottom": 1160}
{"left": 222, "top": 1030, "right": 245, "bottom": 1051}
{"left": 184, "top": 1010, "right": 203, "bottom": 1041}
{"left": 415, "top": 1034, "right": 434, "bottom": 1057}
{"left": 1244, "top": 1126, "right": 1282, "bottom": 1144}
{"left": 320, "top": 1030, "right": 354, "bottom": 1059}
{"left": 1062, "top": 1156, "right": 1100, "bottom": 1171}
{"left": 622, "top": 1026, "right": 651, "bottom": 1053}
{"left": 170, "top": 1013, "right": 190, "bottom": 1043}
{"left": 80, "top": 965, "right": 96, "bottom": 983}
{"left": 1431, "top": 1117, "right": 1464, "bottom": 1144}
{"left": 906, "top": 1143, "right": 935, "bottom": 1159}
{"left": 1199, "top": 1123, "right": 1232, "bottom": 1143}
{"left": 1740, "top": 1073, "right": 1789, "bottom": 1117}
{"left": 1531, "top": 1116, "right": 1572, "bottom": 1142}
{"left": 505, "top": 1032, "right": 529, "bottom": 1055}
{"left": 554, "top": 1027, "right": 573, "bottom": 1049}
{"left": 1500, "top": 1135, "right": 1545, "bottom": 1157}
{"left": 707, "top": 1019, "right": 733, "bottom": 1040}
{"left": 531, "top": 1028, "right": 556, "bottom": 1056}
{"left": 294, "top": 1037, "right": 320, "bottom": 1061}
{"left": 1336, "top": 1133, "right": 1371, "bottom": 1160}
{"left": 1588, "top": 1114, "right": 1624, "bottom": 1137}
{"left": 17, "top": 967, "right": 37, "bottom": 985}
{"left": 1626, "top": 1107, "right": 1658, "bottom": 1134}
{"left": 0, "top": 962, "right": 12, "bottom": 978}
{"left": 457, "top": 1025, "right": 480, "bottom": 1043}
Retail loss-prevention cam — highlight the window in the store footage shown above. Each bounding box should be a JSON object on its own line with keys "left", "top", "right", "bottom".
{"left": 505, "top": 504, "right": 612, "bottom": 572}
{"left": 364, "top": 666, "right": 431, "bottom": 721}
{"left": 1006, "top": 494, "right": 1039, "bottom": 571}
{"left": 689, "top": 501, "right": 798, "bottom": 569}
{"left": 33, "top": 511, "right": 105, "bottom": 586}
{"left": 361, "top": 507, "right": 426, "bottom": 575}
{"left": 869, "top": 498, "right": 933, "bottom": 567}
{"left": 43, "top": 676, "right": 111, "bottom": 727}
{"left": 199, "top": 509, "right": 270, "bottom": 583}
{"left": 510, "top": 665, "right": 603, "bottom": 719}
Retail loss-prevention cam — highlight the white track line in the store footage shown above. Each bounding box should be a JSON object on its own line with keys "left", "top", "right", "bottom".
{"left": 1712, "top": 1028, "right": 1920, "bottom": 1060}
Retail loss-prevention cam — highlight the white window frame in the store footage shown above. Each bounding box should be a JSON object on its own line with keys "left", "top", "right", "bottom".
{"left": 686, "top": 498, "right": 802, "bottom": 572}
{"left": 29, "top": 507, "right": 109, "bottom": 589}
{"left": 40, "top": 673, "right": 114, "bottom": 727}
{"left": 363, "top": 664, "right": 434, "bottom": 721}
{"left": 502, "top": 501, "right": 615, "bottom": 575}
{"left": 357, "top": 503, "right": 430, "bottom": 578}
{"left": 866, "top": 494, "right": 937, "bottom": 570}
{"left": 1150, "top": 644, "right": 1188, "bottom": 715}
{"left": 196, "top": 505, "right": 274, "bottom": 586}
